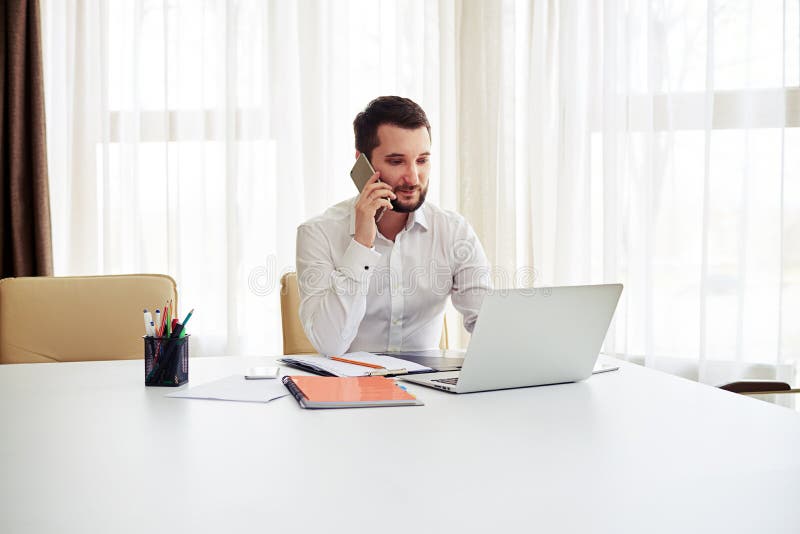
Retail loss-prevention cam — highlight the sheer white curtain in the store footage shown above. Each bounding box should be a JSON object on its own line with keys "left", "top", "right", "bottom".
{"left": 457, "top": 0, "right": 799, "bottom": 385}
{"left": 42, "top": 0, "right": 799, "bottom": 384}
{"left": 41, "top": 0, "right": 461, "bottom": 356}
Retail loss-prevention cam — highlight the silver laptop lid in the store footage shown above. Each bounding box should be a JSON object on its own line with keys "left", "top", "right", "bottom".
{"left": 455, "top": 284, "right": 622, "bottom": 393}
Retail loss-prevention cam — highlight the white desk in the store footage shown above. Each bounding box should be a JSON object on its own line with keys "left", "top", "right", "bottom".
{"left": 2, "top": 356, "right": 799, "bottom": 534}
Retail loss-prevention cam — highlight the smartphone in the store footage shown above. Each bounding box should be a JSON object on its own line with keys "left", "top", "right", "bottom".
{"left": 244, "top": 366, "right": 280, "bottom": 380}
{"left": 350, "top": 153, "right": 388, "bottom": 221}
{"left": 350, "top": 153, "right": 376, "bottom": 192}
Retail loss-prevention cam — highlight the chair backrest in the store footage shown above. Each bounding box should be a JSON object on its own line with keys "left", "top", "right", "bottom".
{"left": 719, "top": 380, "right": 793, "bottom": 394}
{"left": 279, "top": 271, "right": 448, "bottom": 355}
{"left": 0, "top": 274, "right": 177, "bottom": 364}
{"left": 280, "top": 272, "right": 317, "bottom": 355}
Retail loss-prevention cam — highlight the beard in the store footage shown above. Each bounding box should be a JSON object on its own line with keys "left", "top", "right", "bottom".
{"left": 390, "top": 183, "right": 429, "bottom": 213}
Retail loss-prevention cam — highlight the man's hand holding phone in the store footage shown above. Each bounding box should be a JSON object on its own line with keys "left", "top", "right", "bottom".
{"left": 354, "top": 171, "right": 395, "bottom": 248}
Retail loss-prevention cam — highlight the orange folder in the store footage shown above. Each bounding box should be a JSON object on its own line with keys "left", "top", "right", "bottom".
{"left": 282, "top": 375, "right": 423, "bottom": 409}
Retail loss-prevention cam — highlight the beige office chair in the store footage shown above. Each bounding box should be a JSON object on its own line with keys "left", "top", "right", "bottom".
{"left": 280, "top": 272, "right": 317, "bottom": 355}
{"left": 0, "top": 274, "right": 177, "bottom": 364}
{"left": 280, "top": 272, "right": 448, "bottom": 355}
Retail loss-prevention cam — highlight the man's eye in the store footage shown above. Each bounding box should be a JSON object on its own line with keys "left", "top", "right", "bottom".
{"left": 389, "top": 160, "right": 403, "bottom": 165}
{"left": 417, "top": 158, "right": 429, "bottom": 165}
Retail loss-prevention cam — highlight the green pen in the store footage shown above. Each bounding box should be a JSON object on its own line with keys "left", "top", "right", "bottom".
{"left": 179, "top": 309, "right": 194, "bottom": 338}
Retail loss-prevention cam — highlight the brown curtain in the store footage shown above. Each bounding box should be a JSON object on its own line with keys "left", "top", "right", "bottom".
{"left": 0, "top": 0, "right": 53, "bottom": 278}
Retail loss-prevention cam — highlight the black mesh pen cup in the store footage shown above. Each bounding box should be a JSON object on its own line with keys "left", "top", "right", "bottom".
{"left": 144, "top": 335, "right": 189, "bottom": 386}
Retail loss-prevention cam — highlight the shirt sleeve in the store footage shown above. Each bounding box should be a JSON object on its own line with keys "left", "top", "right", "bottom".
{"left": 295, "top": 223, "right": 381, "bottom": 356}
{"left": 450, "top": 221, "right": 492, "bottom": 333}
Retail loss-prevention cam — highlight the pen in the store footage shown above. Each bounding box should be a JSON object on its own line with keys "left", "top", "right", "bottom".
{"left": 179, "top": 309, "right": 194, "bottom": 338}
{"left": 170, "top": 322, "right": 184, "bottom": 339}
{"left": 367, "top": 368, "right": 407, "bottom": 376}
{"left": 143, "top": 309, "right": 154, "bottom": 336}
{"left": 181, "top": 309, "right": 194, "bottom": 327}
{"left": 154, "top": 310, "right": 162, "bottom": 336}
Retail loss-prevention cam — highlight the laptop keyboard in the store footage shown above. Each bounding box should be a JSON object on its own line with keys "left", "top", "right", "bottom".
{"left": 432, "top": 377, "right": 459, "bottom": 385}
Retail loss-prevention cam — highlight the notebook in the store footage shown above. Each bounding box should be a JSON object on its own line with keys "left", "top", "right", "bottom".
{"left": 282, "top": 375, "right": 424, "bottom": 409}
{"left": 278, "top": 352, "right": 433, "bottom": 377}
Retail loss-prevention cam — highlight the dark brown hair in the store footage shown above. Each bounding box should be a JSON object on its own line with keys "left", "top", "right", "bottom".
{"left": 353, "top": 96, "right": 431, "bottom": 161}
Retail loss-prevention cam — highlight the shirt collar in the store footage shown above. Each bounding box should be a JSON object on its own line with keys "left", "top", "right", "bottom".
{"left": 406, "top": 204, "right": 429, "bottom": 231}
{"left": 347, "top": 198, "right": 430, "bottom": 236}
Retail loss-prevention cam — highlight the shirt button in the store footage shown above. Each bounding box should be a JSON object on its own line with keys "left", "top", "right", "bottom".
{"left": 364, "top": 266, "right": 369, "bottom": 270}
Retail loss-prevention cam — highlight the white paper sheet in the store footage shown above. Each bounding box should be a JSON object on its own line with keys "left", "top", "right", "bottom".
{"left": 165, "top": 375, "right": 289, "bottom": 403}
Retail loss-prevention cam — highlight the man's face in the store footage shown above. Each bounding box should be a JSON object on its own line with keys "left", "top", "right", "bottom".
{"left": 369, "top": 124, "right": 431, "bottom": 213}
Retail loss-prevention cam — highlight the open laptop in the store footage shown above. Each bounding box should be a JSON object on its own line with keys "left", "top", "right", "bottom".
{"left": 402, "top": 284, "right": 623, "bottom": 393}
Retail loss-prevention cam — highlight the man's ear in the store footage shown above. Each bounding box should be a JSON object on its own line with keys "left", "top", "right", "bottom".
{"left": 355, "top": 151, "right": 361, "bottom": 159}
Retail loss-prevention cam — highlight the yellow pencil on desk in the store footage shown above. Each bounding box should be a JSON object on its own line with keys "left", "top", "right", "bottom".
{"left": 330, "top": 356, "right": 383, "bottom": 368}
{"left": 329, "top": 356, "right": 407, "bottom": 376}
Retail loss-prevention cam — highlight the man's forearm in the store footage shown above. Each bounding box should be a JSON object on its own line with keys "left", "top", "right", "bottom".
{"left": 298, "top": 271, "right": 370, "bottom": 356}
{"left": 450, "top": 223, "right": 493, "bottom": 332}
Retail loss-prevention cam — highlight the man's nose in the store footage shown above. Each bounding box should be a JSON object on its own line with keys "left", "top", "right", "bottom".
{"left": 402, "top": 165, "right": 420, "bottom": 186}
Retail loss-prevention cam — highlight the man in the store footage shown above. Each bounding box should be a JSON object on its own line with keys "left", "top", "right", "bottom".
{"left": 296, "top": 96, "right": 491, "bottom": 356}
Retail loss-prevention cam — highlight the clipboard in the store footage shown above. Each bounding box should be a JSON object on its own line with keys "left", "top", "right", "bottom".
{"left": 278, "top": 352, "right": 433, "bottom": 378}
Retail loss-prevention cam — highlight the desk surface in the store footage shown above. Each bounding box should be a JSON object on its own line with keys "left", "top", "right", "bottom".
{"left": 2, "top": 356, "right": 800, "bottom": 534}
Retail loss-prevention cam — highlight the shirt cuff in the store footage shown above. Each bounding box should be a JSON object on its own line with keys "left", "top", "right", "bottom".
{"left": 337, "top": 239, "right": 381, "bottom": 282}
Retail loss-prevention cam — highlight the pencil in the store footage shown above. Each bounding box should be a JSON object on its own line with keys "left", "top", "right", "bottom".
{"left": 330, "top": 356, "right": 385, "bottom": 369}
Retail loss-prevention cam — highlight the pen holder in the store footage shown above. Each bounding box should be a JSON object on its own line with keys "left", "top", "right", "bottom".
{"left": 144, "top": 335, "right": 189, "bottom": 387}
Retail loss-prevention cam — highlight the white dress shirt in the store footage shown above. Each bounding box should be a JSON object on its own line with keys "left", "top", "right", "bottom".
{"left": 296, "top": 197, "right": 491, "bottom": 356}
